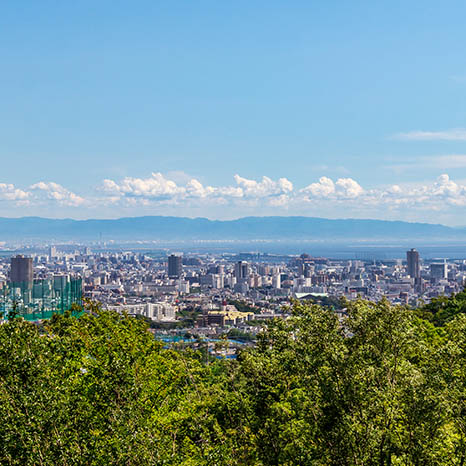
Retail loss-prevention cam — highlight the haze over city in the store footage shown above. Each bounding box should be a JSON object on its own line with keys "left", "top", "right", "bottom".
{"left": 2, "top": 1, "right": 466, "bottom": 224}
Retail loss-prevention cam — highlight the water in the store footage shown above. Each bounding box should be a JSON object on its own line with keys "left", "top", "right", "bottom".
{"left": 93, "top": 241, "right": 466, "bottom": 260}
{"left": 155, "top": 335, "right": 246, "bottom": 345}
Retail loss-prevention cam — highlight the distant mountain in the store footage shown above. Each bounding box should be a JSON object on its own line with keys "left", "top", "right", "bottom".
{"left": 0, "top": 216, "right": 464, "bottom": 242}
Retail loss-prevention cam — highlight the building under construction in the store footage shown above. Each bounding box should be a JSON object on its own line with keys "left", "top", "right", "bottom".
{"left": 0, "top": 276, "right": 83, "bottom": 321}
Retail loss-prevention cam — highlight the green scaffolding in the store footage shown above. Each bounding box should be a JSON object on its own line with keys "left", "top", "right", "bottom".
{"left": 0, "top": 277, "right": 83, "bottom": 321}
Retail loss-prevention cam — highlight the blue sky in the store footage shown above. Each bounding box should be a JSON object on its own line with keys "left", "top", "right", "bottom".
{"left": 2, "top": 1, "right": 466, "bottom": 224}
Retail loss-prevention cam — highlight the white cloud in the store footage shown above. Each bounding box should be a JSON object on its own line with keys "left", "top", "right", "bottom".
{"left": 101, "top": 179, "right": 121, "bottom": 193}
{"left": 393, "top": 129, "right": 466, "bottom": 141}
{"left": 369, "top": 174, "right": 466, "bottom": 208}
{"left": 186, "top": 179, "right": 215, "bottom": 198}
{"left": 0, "top": 183, "right": 30, "bottom": 202}
{"left": 30, "top": 182, "right": 85, "bottom": 206}
{"left": 298, "top": 173, "right": 466, "bottom": 211}
{"left": 335, "top": 178, "right": 364, "bottom": 198}
{"left": 301, "top": 177, "right": 363, "bottom": 199}
{"left": 97, "top": 172, "right": 466, "bottom": 214}
{"left": 387, "top": 184, "right": 402, "bottom": 194}
{"left": 4, "top": 172, "right": 466, "bottom": 222}
{"left": 100, "top": 173, "right": 294, "bottom": 206}
{"left": 301, "top": 176, "right": 335, "bottom": 197}
{"left": 269, "top": 194, "right": 291, "bottom": 207}
{"left": 233, "top": 175, "right": 293, "bottom": 197}
{"left": 101, "top": 172, "right": 185, "bottom": 199}
{"left": 217, "top": 186, "right": 243, "bottom": 198}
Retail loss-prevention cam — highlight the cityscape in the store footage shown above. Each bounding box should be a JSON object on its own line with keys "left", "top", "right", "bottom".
{"left": 3, "top": 1, "right": 466, "bottom": 463}
{"left": 2, "top": 245, "right": 464, "bottom": 335}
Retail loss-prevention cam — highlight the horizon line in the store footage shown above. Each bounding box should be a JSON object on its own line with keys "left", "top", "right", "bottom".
{"left": 0, "top": 214, "right": 455, "bottom": 227}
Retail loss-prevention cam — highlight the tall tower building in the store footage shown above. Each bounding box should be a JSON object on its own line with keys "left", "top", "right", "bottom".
{"left": 168, "top": 254, "right": 182, "bottom": 278}
{"left": 406, "top": 248, "right": 420, "bottom": 279}
{"left": 234, "top": 261, "right": 249, "bottom": 281}
{"left": 10, "top": 255, "right": 33, "bottom": 285}
{"left": 49, "top": 246, "right": 57, "bottom": 259}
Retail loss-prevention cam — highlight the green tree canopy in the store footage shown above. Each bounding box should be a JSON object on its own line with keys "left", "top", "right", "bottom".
{"left": 1, "top": 297, "right": 466, "bottom": 464}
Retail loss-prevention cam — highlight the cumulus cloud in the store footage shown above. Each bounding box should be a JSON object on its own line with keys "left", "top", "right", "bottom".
{"left": 297, "top": 173, "right": 466, "bottom": 211}
{"left": 301, "top": 177, "right": 363, "bottom": 199}
{"left": 336, "top": 178, "right": 364, "bottom": 198}
{"left": 101, "top": 173, "right": 220, "bottom": 204}
{"left": 30, "top": 182, "right": 86, "bottom": 206}
{"left": 98, "top": 172, "right": 466, "bottom": 213}
{"left": 269, "top": 194, "right": 291, "bottom": 207}
{"left": 301, "top": 176, "right": 335, "bottom": 197}
{"left": 233, "top": 175, "right": 293, "bottom": 197}
{"left": 0, "top": 183, "right": 30, "bottom": 202}
{"left": 393, "top": 129, "right": 466, "bottom": 141}
{"left": 186, "top": 179, "right": 215, "bottom": 198}
{"left": 365, "top": 174, "right": 466, "bottom": 208}
{"left": 4, "top": 172, "right": 466, "bottom": 218}
{"left": 101, "top": 172, "right": 185, "bottom": 199}
{"left": 387, "top": 185, "right": 402, "bottom": 194}
{"left": 100, "top": 173, "right": 294, "bottom": 206}
{"left": 216, "top": 186, "right": 243, "bottom": 198}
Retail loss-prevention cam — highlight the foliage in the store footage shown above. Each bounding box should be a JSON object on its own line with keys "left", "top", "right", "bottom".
{"left": 212, "top": 299, "right": 466, "bottom": 464}
{"left": 417, "top": 289, "right": 466, "bottom": 326}
{"left": 225, "top": 328, "right": 255, "bottom": 342}
{"left": 0, "top": 310, "right": 230, "bottom": 465}
{"left": 2, "top": 297, "right": 466, "bottom": 464}
{"left": 307, "top": 294, "right": 345, "bottom": 310}
{"left": 176, "top": 306, "right": 201, "bottom": 327}
{"left": 227, "top": 300, "right": 259, "bottom": 314}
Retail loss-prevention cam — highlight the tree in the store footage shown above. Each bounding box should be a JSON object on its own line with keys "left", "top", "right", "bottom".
{"left": 214, "top": 299, "right": 459, "bottom": 465}
{"left": 417, "top": 289, "right": 466, "bottom": 326}
{"left": 2, "top": 297, "right": 466, "bottom": 464}
{"left": 0, "top": 309, "right": 229, "bottom": 465}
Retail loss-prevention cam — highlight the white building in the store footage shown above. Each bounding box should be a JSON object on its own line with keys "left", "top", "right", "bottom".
{"left": 106, "top": 302, "right": 176, "bottom": 321}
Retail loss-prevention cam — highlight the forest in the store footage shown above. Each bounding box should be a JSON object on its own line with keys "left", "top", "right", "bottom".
{"left": 1, "top": 293, "right": 466, "bottom": 465}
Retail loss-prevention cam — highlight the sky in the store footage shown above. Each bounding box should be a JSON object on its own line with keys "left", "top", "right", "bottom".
{"left": 2, "top": 0, "right": 466, "bottom": 224}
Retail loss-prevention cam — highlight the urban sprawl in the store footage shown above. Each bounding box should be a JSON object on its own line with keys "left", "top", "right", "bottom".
{"left": 1, "top": 247, "right": 463, "bottom": 334}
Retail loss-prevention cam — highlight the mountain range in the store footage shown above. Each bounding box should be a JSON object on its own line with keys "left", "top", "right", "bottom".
{"left": 0, "top": 216, "right": 464, "bottom": 242}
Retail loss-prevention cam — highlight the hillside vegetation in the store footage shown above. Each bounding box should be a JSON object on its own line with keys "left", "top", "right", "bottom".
{"left": 1, "top": 296, "right": 466, "bottom": 464}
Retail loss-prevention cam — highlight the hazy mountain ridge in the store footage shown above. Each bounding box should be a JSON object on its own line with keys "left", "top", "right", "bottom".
{"left": 0, "top": 216, "right": 463, "bottom": 241}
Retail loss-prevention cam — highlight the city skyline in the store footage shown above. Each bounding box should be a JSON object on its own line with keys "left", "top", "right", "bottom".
{"left": 2, "top": 1, "right": 466, "bottom": 223}
{"left": 3, "top": 3, "right": 466, "bottom": 462}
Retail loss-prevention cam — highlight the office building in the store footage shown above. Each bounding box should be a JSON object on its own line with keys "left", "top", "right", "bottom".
{"left": 49, "top": 246, "right": 57, "bottom": 259}
{"left": 10, "top": 255, "right": 33, "bottom": 285}
{"left": 272, "top": 274, "right": 281, "bottom": 289}
{"left": 431, "top": 262, "right": 447, "bottom": 280}
{"left": 234, "top": 261, "right": 249, "bottom": 280}
{"left": 168, "top": 254, "right": 182, "bottom": 278}
{"left": 406, "top": 249, "right": 420, "bottom": 279}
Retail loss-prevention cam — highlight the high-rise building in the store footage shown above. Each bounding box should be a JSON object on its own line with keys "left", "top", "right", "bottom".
{"left": 431, "top": 262, "right": 447, "bottom": 280}
{"left": 10, "top": 255, "right": 33, "bottom": 285}
{"left": 406, "top": 248, "right": 420, "bottom": 279}
{"left": 168, "top": 254, "right": 182, "bottom": 278}
{"left": 234, "top": 261, "right": 249, "bottom": 280}
{"left": 49, "top": 246, "right": 57, "bottom": 259}
{"left": 53, "top": 274, "right": 70, "bottom": 292}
